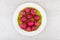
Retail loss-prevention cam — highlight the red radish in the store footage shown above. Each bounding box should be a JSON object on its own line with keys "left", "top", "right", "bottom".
{"left": 31, "top": 9, "right": 36, "bottom": 15}
{"left": 20, "top": 16, "right": 27, "bottom": 22}
{"left": 34, "top": 15, "right": 40, "bottom": 21}
{"left": 26, "top": 27, "right": 31, "bottom": 32}
{"left": 35, "top": 22, "right": 40, "bottom": 26}
{"left": 20, "top": 10, "right": 25, "bottom": 16}
{"left": 20, "top": 23, "right": 27, "bottom": 29}
{"left": 28, "top": 20, "right": 34, "bottom": 26}
{"left": 25, "top": 7, "right": 30, "bottom": 12}
{"left": 27, "top": 14, "right": 32, "bottom": 19}
{"left": 32, "top": 26, "right": 37, "bottom": 31}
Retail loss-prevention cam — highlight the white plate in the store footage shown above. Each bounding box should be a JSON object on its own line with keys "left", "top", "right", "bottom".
{"left": 13, "top": 3, "right": 47, "bottom": 36}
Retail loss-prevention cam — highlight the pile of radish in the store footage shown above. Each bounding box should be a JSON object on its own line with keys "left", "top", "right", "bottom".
{"left": 18, "top": 7, "right": 42, "bottom": 32}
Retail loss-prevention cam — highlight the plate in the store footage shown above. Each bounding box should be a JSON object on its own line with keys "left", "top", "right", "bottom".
{"left": 13, "top": 3, "right": 47, "bottom": 36}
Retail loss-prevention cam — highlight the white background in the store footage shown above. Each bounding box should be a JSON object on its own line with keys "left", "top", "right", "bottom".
{"left": 0, "top": 0, "right": 60, "bottom": 40}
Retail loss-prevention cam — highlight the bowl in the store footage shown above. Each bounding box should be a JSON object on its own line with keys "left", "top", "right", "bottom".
{"left": 13, "top": 3, "right": 47, "bottom": 36}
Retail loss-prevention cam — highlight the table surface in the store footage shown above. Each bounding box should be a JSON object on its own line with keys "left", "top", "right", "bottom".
{"left": 0, "top": 0, "right": 60, "bottom": 40}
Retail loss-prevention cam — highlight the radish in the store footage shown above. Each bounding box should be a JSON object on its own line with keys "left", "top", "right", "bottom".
{"left": 20, "top": 16, "right": 27, "bottom": 22}
{"left": 26, "top": 27, "right": 31, "bottom": 32}
{"left": 25, "top": 7, "right": 30, "bottom": 12}
{"left": 35, "top": 22, "right": 40, "bottom": 26}
{"left": 31, "top": 9, "right": 36, "bottom": 15}
{"left": 27, "top": 14, "right": 32, "bottom": 19}
{"left": 32, "top": 26, "right": 37, "bottom": 31}
{"left": 20, "top": 23, "right": 27, "bottom": 29}
{"left": 34, "top": 15, "right": 40, "bottom": 21}
{"left": 20, "top": 10, "right": 25, "bottom": 16}
{"left": 28, "top": 20, "right": 34, "bottom": 26}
